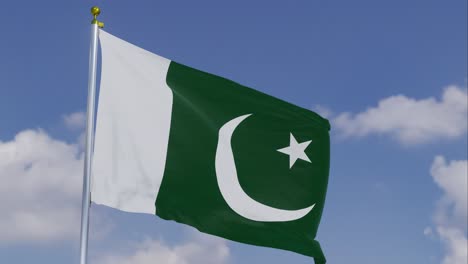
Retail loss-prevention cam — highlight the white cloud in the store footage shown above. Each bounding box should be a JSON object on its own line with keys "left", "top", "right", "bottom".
{"left": 0, "top": 129, "right": 83, "bottom": 242}
{"left": 63, "top": 112, "right": 86, "bottom": 130}
{"left": 96, "top": 234, "right": 230, "bottom": 264}
{"left": 333, "top": 85, "right": 467, "bottom": 144}
{"left": 430, "top": 156, "right": 467, "bottom": 264}
{"left": 437, "top": 226, "right": 467, "bottom": 264}
{"left": 423, "top": 227, "right": 433, "bottom": 238}
{"left": 313, "top": 105, "right": 333, "bottom": 119}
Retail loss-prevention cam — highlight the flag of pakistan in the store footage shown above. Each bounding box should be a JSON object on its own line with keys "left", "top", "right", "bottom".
{"left": 92, "top": 30, "right": 330, "bottom": 264}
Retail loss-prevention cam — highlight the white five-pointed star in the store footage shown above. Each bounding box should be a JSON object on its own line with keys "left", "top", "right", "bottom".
{"left": 277, "top": 133, "right": 312, "bottom": 168}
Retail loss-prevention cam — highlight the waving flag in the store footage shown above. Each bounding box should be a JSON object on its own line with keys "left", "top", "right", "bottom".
{"left": 91, "top": 30, "right": 330, "bottom": 264}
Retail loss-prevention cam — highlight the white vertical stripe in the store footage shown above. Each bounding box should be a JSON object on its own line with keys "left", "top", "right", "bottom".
{"left": 91, "top": 30, "right": 173, "bottom": 214}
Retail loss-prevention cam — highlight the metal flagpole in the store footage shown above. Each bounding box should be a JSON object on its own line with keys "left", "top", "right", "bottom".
{"left": 79, "top": 6, "right": 103, "bottom": 264}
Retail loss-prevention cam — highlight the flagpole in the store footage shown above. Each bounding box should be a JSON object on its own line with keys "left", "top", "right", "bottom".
{"left": 79, "top": 6, "right": 103, "bottom": 264}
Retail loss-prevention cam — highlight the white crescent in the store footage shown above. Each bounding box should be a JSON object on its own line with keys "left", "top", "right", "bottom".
{"left": 215, "top": 114, "right": 315, "bottom": 222}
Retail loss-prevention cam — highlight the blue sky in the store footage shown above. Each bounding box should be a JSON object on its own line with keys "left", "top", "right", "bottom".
{"left": 0, "top": 1, "right": 466, "bottom": 264}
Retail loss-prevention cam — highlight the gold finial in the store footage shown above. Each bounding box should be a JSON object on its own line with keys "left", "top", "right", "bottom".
{"left": 90, "top": 6, "right": 104, "bottom": 28}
